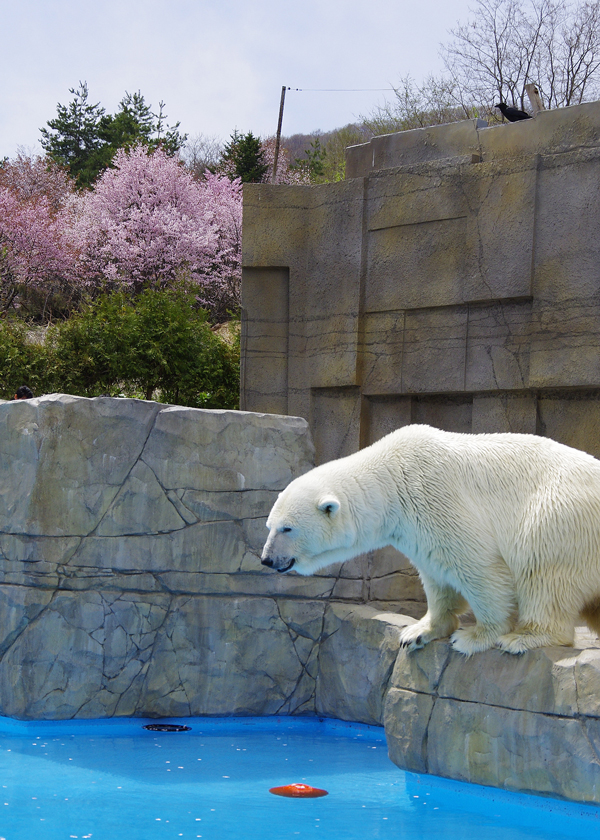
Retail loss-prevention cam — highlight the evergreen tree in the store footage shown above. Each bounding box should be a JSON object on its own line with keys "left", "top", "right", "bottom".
{"left": 40, "top": 82, "right": 106, "bottom": 189}
{"left": 40, "top": 84, "right": 187, "bottom": 189}
{"left": 293, "top": 137, "right": 327, "bottom": 182}
{"left": 99, "top": 91, "right": 155, "bottom": 151}
{"left": 220, "top": 131, "right": 268, "bottom": 183}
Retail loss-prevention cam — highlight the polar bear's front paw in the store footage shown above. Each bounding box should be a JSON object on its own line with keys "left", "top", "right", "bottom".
{"left": 398, "top": 620, "right": 436, "bottom": 652}
{"left": 496, "top": 633, "right": 531, "bottom": 654}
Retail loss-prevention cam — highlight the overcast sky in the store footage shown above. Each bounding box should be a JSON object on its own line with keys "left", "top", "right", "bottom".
{"left": 2, "top": 0, "right": 474, "bottom": 159}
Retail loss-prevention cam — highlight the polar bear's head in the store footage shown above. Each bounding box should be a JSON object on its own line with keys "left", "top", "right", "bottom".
{"left": 261, "top": 470, "right": 360, "bottom": 576}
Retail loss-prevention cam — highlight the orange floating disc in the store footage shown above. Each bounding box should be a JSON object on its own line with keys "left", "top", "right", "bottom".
{"left": 269, "top": 783, "right": 328, "bottom": 798}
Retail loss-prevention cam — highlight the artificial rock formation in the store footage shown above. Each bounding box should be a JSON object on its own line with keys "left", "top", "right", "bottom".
{"left": 318, "top": 605, "right": 600, "bottom": 805}
{"left": 0, "top": 394, "right": 322, "bottom": 718}
{"left": 0, "top": 394, "right": 415, "bottom": 720}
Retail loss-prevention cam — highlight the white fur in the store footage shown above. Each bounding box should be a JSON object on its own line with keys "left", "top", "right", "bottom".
{"left": 261, "top": 424, "right": 600, "bottom": 655}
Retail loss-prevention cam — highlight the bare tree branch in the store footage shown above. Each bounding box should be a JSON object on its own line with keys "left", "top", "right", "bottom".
{"left": 440, "top": 0, "right": 600, "bottom": 112}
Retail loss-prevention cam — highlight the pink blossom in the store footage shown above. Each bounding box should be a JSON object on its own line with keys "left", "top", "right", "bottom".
{"left": 68, "top": 146, "right": 243, "bottom": 315}
{"left": 193, "top": 170, "right": 242, "bottom": 316}
{"left": 0, "top": 187, "right": 76, "bottom": 311}
{"left": 0, "top": 152, "right": 74, "bottom": 211}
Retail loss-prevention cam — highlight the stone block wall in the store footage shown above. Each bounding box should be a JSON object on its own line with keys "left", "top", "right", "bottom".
{"left": 241, "top": 103, "right": 600, "bottom": 467}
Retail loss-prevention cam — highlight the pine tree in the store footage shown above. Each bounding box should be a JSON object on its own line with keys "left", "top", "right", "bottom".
{"left": 40, "top": 82, "right": 106, "bottom": 189}
{"left": 220, "top": 131, "right": 269, "bottom": 183}
{"left": 40, "top": 84, "right": 187, "bottom": 189}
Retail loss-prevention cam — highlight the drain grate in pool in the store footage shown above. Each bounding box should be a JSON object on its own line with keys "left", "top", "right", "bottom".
{"left": 143, "top": 724, "right": 192, "bottom": 732}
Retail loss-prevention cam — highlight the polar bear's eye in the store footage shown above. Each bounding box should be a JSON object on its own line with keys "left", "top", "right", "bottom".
{"left": 281, "top": 526, "right": 292, "bottom": 533}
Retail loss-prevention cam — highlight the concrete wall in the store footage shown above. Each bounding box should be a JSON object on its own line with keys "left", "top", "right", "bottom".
{"left": 241, "top": 102, "right": 600, "bottom": 614}
{"left": 241, "top": 102, "right": 600, "bottom": 468}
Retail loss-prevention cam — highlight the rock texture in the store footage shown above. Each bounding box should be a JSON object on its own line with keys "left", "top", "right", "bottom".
{"left": 0, "top": 394, "right": 328, "bottom": 718}
{"left": 316, "top": 604, "right": 600, "bottom": 805}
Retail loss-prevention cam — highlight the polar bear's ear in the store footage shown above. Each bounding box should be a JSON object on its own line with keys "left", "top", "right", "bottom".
{"left": 318, "top": 496, "right": 340, "bottom": 516}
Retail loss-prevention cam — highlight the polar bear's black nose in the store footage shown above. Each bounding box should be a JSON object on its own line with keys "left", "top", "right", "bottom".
{"left": 261, "top": 557, "right": 274, "bottom": 568}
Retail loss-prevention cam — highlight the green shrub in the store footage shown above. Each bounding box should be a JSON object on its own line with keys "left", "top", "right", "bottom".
{"left": 0, "top": 287, "right": 240, "bottom": 409}
{"left": 0, "top": 320, "right": 53, "bottom": 400}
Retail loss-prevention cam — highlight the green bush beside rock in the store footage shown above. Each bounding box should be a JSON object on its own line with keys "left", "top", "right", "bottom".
{"left": 0, "top": 287, "right": 239, "bottom": 408}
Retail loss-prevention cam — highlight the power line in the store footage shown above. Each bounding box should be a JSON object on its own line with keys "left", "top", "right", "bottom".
{"left": 288, "top": 87, "right": 392, "bottom": 92}
{"left": 270, "top": 84, "right": 392, "bottom": 180}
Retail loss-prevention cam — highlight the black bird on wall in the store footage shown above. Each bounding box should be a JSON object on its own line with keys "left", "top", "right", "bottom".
{"left": 495, "top": 102, "right": 532, "bottom": 122}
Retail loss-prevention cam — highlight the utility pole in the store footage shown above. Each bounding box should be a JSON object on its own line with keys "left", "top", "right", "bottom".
{"left": 271, "top": 86, "right": 287, "bottom": 183}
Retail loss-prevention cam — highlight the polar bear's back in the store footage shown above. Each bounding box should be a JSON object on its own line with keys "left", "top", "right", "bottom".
{"left": 369, "top": 425, "right": 600, "bottom": 561}
{"left": 304, "top": 424, "right": 600, "bottom": 532}
{"left": 375, "top": 424, "right": 600, "bottom": 486}
{"left": 312, "top": 424, "right": 600, "bottom": 500}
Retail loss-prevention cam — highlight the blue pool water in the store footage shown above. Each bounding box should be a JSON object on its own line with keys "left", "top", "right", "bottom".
{"left": 0, "top": 715, "right": 597, "bottom": 840}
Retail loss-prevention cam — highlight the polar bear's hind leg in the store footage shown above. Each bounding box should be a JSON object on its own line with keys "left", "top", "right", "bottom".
{"left": 499, "top": 589, "right": 600, "bottom": 653}
{"left": 447, "top": 555, "right": 516, "bottom": 655}
{"left": 497, "top": 621, "right": 575, "bottom": 654}
{"left": 580, "top": 597, "right": 600, "bottom": 636}
{"left": 496, "top": 564, "right": 582, "bottom": 653}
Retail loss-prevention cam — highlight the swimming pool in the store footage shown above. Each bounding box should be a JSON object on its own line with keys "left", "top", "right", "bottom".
{"left": 0, "top": 716, "right": 597, "bottom": 839}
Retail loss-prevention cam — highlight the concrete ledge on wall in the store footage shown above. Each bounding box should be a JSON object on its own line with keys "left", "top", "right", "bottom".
{"left": 345, "top": 118, "right": 489, "bottom": 177}
{"left": 345, "top": 101, "right": 600, "bottom": 176}
{"left": 315, "top": 603, "right": 600, "bottom": 805}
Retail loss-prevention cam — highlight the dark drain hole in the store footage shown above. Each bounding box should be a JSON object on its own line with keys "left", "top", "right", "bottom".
{"left": 143, "top": 724, "right": 192, "bottom": 732}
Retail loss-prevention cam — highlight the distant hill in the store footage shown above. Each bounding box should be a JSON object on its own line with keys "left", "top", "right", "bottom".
{"left": 282, "top": 124, "right": 371, "bottom": 164}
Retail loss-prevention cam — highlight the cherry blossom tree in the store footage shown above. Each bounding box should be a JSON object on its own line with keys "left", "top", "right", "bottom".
{"left": 0, "top": 152, "right": 78, "bottom": 314}
{"left": 68, "top": 145, "right": 242, "bottom": 318}
{"left": 0, "top": 151, "right": 74, "bottom": 210}
{"left": 193, "top": 170, "right": 242, "bottom": 319}
{"left": 0, "top": 187, "right": 76, "bottom": 314}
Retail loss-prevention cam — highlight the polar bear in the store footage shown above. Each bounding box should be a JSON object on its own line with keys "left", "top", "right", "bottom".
{"left": 261, "top": 424, "right": 600, "bottom": 655}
